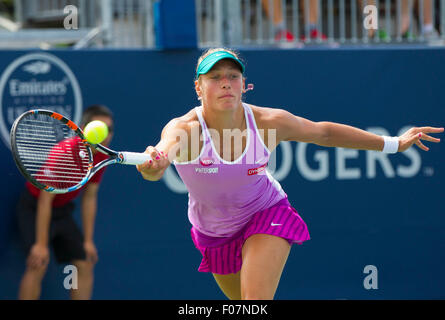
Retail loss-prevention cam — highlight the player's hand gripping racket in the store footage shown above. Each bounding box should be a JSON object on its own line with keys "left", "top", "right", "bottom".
{"left": 10, "top": 109, "right": 152, "bottom": 194}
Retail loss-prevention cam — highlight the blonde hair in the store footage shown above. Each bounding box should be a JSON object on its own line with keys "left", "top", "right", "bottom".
{"left": 195, "top": 48, "right": 244, "bottom": 80}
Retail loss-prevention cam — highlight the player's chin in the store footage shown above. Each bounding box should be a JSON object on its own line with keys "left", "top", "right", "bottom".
{"left": 217, "top": 99, "right": 240, "bottom": 110}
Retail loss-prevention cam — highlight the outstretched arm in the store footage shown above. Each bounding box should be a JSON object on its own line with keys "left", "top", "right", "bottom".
{"left": 274, "top": 109, "right": 443, "bottom": 152}
{"left": 136, "top": 118, "right": 190, "bottom": 181}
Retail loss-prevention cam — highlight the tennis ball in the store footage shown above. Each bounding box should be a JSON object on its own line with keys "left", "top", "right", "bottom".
{"left": 84, "top": 120, "right": 109, "bottom": 144}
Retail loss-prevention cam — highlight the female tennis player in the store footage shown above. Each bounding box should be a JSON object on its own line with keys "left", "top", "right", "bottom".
{"left": 136, "top": 48, "right": 443, "bottom": 300}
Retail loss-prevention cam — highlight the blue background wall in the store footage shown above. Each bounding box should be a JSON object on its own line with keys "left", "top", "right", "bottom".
{"left": 0, "top": 47, "right": 444, "bottom": 299}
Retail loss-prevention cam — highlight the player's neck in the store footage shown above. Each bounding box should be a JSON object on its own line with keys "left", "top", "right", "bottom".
{"left": 202, "top": 102, "right": 245, "bottom": 133}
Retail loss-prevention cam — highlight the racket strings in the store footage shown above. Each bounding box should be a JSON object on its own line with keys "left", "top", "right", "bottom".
{"left": 15, "top": 113, "right": 91, "bottom": 190}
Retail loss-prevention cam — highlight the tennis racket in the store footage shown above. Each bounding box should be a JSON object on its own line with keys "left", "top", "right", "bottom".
{"left": 10, "top": 109, "right": 152, "bottom": 194}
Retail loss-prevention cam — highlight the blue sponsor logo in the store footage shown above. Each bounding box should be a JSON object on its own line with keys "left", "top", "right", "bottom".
{"left": 0, "top": 52, "right": 82, "bottom": 148}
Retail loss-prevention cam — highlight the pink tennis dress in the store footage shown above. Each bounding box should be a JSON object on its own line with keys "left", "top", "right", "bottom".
{"left": 174, "top": 103, "right": 310, "bottom": 274}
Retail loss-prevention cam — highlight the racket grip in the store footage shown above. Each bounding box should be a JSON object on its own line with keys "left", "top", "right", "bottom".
{"left": 119, "top": 152, "right": 152, "bottom": 165}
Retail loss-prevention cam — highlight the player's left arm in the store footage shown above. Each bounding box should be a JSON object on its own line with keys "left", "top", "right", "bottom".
{"left": 81, "top": 182, "right": 100, "bottom": 264}
{"left": 273, "top": 109, "right": 443, "bottom": 152}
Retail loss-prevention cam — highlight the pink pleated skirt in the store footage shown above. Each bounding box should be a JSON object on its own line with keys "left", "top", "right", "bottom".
{"left": 190, "top": 197, "right": 310, "bottom": 275}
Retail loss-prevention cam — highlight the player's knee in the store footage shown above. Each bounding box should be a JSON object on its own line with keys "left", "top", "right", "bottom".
{"left": 241, "top": 291, "right": 274, "bottom": 300}
{"left": 26, "top": 264, "right": 48, "bottom": 279}
{"left": 241, "top": 285, "right": 275, "bottom": 300}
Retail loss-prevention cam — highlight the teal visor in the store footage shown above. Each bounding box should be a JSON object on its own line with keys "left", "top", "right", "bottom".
{"left": 196, "top": 51, "right": 245, "bottom": 79}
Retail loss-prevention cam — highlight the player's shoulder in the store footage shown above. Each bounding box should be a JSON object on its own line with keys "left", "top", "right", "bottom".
{"left": 247, "top": 104, "right": 290, "bottom": 129}
{"left": 163, "top": 108, "right": 200, "bottom": 134}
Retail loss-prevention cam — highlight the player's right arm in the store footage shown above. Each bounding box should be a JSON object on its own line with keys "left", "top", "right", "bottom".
{"left": 136, "top": 117, "right": 191, "bottom": 181}
{"left": 28, "top": 191, "right": 55, "bottom": 269}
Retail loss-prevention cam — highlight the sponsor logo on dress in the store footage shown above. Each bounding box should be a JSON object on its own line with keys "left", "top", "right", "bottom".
{"left": 248, "top": 163, "right": 267, "bottom": 176}
{"left": 195, "top": 167, "right": 218, "bottom": 174}
{"left": 199, "top": 157, "right": 214, "bottom": 166}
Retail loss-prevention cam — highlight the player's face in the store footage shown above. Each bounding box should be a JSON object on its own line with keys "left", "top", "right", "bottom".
{"left": 196, "top": 59, "right": 245, "bottom": 111}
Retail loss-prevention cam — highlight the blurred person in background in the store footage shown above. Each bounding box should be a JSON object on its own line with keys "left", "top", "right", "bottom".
{"left": 400, "top": 0, "right": 439, "bottom": 39}
{"left": 16, "top": 105, "right": 114, "bottom": 300}
{"left": 262, "top": 0, "right": 327, "bottom": 41}
{"left": 361, "top": 0, "right": 439, "bottom": 40}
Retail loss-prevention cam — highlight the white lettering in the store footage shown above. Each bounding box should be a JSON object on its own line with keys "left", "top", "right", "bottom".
{"left": 195, "top": 167, "right": 218, "bottom": 174}
{"left": 336, "top": 148, "right": 361, "bottom": 179}
{"left": 63, "top": 265, "right": 78, "bottom": 290}
{"left": 64, "top": 5, "right": 78, "bottom": 30}
{"left": 178, "top": 304, "right": 212, "bottom": 317}
{"left": 363, "top": 5, "right": 378, "bottom": 30}
{"left": 269, "top": 141, "right": 292, "bottom": 180}
{"left": 9, "top": 79, "right": 67, "bottom": 96}
{"left": 363, "top": 265, "right": 378, "bottom": 289}
{"left": 296, "top": 143, "right": 329, "bottom": 181}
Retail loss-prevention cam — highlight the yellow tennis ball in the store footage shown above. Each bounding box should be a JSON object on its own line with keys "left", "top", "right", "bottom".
{"left": 84, "top": 120, "right": 109, "bottom": 144}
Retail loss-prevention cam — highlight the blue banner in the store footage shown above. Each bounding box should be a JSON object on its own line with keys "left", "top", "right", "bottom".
{"left": 154, "top": 0, "right": 197, "bottom": 49}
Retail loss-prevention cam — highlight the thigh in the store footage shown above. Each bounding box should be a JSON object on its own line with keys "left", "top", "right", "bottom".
{"left": 72, "top": 259, "right": 95, "bottom": 274}
{"left": 240, "top": 234, "right": 291, "bottom": 300}
{"left": 212, "top": 272, "right": 241, "bottom": 300}
{"left": 52, "top": 215, "right": 86, "bottom": 264}
{"left": 16, "top": 191, "right": 38, "bottom": 256}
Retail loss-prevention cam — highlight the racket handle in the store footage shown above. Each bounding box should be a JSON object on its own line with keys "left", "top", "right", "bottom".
{"left": 119, "top": 152, "right": 152, "bottom": 165}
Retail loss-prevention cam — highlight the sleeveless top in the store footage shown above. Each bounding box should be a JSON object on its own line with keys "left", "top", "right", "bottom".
{"left": 174, "top": 103, "right": 287, "bottom": 237}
